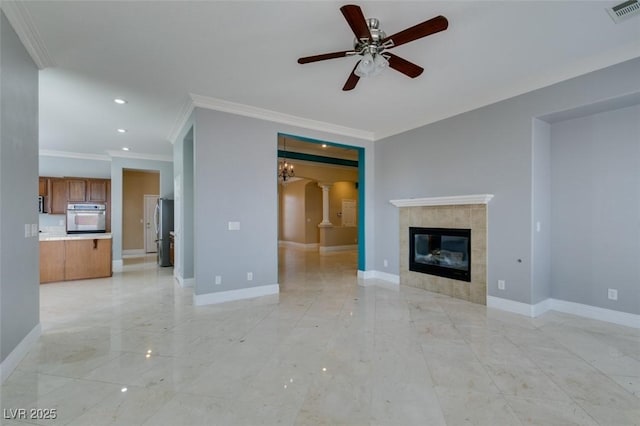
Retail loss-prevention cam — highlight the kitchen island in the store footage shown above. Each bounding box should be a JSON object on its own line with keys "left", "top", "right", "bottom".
{"left": 40, "top": 233, "right": 112, "bottom": 283}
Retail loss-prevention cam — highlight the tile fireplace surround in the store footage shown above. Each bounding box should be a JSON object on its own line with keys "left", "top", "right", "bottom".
{"left": 391, "top": 195, "right": 493, "bottom": 305}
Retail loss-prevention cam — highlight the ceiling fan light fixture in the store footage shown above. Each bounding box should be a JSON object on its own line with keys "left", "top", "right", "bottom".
{"left": 355, "top": 53, "right": 388, "bottom": 78}
{"left": 355, "top": 53, "right": 376, "bottom": 77}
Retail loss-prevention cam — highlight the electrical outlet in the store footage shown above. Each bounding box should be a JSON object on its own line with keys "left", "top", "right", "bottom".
{"left": 247, "top": 272, "right": 253, "bottom": 281}
{"left": 383, "top": 259, "right": 388, "bottom": 268}
{"left": 498, "top": 280, "right": 506, "bottom": 290}
{"left": 31, "top": 224, "right": 38, "bottom": 235}
{"left": 608, "top": 288, "right": 618, "bottom": 301}
{"left": 215, "top": 276, "right": 222, "bottom": 285}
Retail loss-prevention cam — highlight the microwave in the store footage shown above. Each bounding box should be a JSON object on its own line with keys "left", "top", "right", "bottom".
{"left": 38, "top": 196, "right": 47, "bottom": 213}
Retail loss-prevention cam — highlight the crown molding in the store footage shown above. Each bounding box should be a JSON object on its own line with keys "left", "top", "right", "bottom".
{"left": 106, "top": 150, "right": 173, "bottom": 162}
{"left": 167, "top": 97, "right": 195, "bottom": 144}
{"left": 1, "top": 1, "right": 55, "bottom": 69}
{"left": 390, "top": 194, "right": 494, "bottom": 207}
{"left": 190, "top": 93, "right": 375, "bottom": 141}
{"left": 39, "top": 149, "right": 172, "bottom": 163}
{"left": 39, "top": 149, "right": 111, "bottom": 161}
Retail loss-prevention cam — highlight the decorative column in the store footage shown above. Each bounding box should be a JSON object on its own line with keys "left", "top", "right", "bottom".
{"left": 318, "top": 183, "right": 333, "bottom": 227}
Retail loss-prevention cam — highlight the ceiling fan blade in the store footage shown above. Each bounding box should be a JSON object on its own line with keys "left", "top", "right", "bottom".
{"left": 382, "top": 15, "right": 448, "bottom": 48}
{"left": 342, "top": 63, "right": 360, "bottom": 91}
{"left": 386, "top": 53, "right": 424, "bottom": 78}
{"left": 298, "top": 51, "right": 353, "bottom": 64}
{"left": 340, "top": 4, "right": 372, "bottom": 40}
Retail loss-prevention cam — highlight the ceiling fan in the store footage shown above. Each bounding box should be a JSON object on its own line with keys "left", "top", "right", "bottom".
{"left": 297, "top": 4, "right": 448, "bottom": 91}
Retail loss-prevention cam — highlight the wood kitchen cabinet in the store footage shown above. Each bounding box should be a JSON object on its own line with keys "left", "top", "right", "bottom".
{"left": 40, "top": 237, "right": 113, "bottom": 283}
{"left": 64, "top": 238, "right": 112, "bottom": 280}
{"left": 43, "top": 176, "right": 111, "bottom": 220}
{"left": 48, "top": 178, "right": 68, "bottom": 214}
{"left": 39, "top": 177, "right": 48, "bottom": 197}
{"left": 40, "top": 241, "right": 65, "bottom": 283}
{"left": 67, "top": 179, "right": 87, "bottom": 202}
{"left": 87, "top": 179, "right": 107, "bottom": 202}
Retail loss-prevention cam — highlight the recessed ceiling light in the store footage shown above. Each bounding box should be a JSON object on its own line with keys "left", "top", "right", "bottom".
{"left": 114, "top": 98, "right": 127, "bottom": 104}
{"left": 122, "top": 147, "right": 130, "bottom": 151}
{"left": 117, "top": 128, "right": 127, "bottom": 133}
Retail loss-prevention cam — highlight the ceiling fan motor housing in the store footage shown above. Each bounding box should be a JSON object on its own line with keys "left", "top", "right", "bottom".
{"left": 353, "top": 18, "right": 388, "bottom": 54}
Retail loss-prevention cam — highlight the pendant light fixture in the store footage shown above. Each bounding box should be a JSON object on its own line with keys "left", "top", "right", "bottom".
{"left": 278, "top": 138, "right": 295, "bottom": 182}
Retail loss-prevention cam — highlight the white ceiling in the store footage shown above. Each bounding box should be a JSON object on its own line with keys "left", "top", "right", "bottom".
{"left": 3, "top": 1, "right": 640, "bottom": 159}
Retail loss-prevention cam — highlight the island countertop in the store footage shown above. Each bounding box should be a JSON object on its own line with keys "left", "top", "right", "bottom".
{"left": 39, "top": 233, "right": 113, "bottom": 241}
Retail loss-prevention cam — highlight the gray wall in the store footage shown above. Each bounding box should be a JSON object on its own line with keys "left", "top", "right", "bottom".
{"left": 110, "top": 157, "right": 173, "bottom": 263}
{"left": 39, "top": 155, "right": 111, "bottom": 178}
{"left": 0, "top": 11, "right": 40, "bottom": 362}
{"left": 173, "top": 118, "right": 195, "bottom": 282}
{"left": 550, "top": 104, "right": 640, "bottom": 315}
{"left": 531, "top": 118, "right": 551, "bottom": 304}
{"left": 192, "top": 108, "right": 372, "bottom": 297}
{"left": 374, "top": 57, "right": 640, "bottom": 305}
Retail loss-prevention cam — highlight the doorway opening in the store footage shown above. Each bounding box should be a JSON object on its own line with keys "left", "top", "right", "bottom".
{"left": 122, "top": 169, "right": 159, "bottom": 258}
{"left": 276, "top": 133, "right": 365, "bottom": 279}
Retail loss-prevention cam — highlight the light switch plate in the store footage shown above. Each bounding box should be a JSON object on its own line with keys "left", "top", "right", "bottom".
{"left": 228, "top": 221, "right": 240, "bottom": 231}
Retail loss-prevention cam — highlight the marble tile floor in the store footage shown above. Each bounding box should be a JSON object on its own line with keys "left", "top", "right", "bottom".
{"left": 1, "top": 249, "right": 639, "bottom": 425}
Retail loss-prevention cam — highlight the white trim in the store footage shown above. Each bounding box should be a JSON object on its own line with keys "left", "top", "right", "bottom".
{"left": 106, "top": 150, "right": 173, "bottom": 162}
{"left": 175, "top": 274, "right": 194, "bottom": 288}
{"left": 532, "top": 298, "right": 554, "bottom": 317}
{"left": 39, "top": 149, "right": 111, "bottom": 162}
{"left": 193, "top": 284, "right": 279, "bottom": 306}
{"left": 359, "top": 270, "right": 400, "bottom": 284}
{"left": 190, "top": 93, "right": 375, "bottom": 141}
{"left": 168, "top": 97, "right": 195, "bottom": 144}
{"left": 319, "top": 244, "right": 357, "bottom": 254}
{"left": 357, "top": 270, "right": 376, "bottom": 280}
{"left": 278, "top": 240, "right": 319, "bottom": 251}
{"left": 487, "top": 295, "right": 545, "bottom": 317}
{"left": 1, "top": 1, "right": 55, "bottom": 69}
{"left": 112, "top": 259, "right": 123, "bottom": 273}
{"left": 390, "top": 194, "right": 494, "bottom": 207}
{"left": 1, "top": 323, "right": 41, "bottom": 383}
{"left": 551, "top": 299, "right": 640, "bottom": 329}
{"left": 487, "top": 296, "right": 640, "bottom": 328}
{"left": 122, "top": 249, "right": 145, "bottom": 256}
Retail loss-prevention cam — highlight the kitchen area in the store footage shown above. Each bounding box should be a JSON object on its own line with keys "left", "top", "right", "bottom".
{"left": 38, "top": 176, "right": 114, "bottom": 283}
{"left": 38, "top": 172, "right": 174, "bottom": 283}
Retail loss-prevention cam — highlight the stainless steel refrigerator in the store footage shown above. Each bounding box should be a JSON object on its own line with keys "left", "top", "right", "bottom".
{"left": 155, "top": 198, "right": 174, "bottom": 267}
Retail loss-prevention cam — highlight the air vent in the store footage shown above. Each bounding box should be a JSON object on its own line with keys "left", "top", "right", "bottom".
{"left": 607, "top": 0, "right": 640, "bottom": 23}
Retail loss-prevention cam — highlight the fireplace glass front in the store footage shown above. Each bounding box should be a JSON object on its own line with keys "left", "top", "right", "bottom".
{"left": 409, "top": 227, "right": 471, "bottom": 282}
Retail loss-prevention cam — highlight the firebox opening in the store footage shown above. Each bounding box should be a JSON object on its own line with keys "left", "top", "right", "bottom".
{"left": 409, "top": 227, "right": 471, "bottom": 282}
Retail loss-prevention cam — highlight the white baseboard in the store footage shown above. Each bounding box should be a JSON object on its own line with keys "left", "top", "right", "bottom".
{"left": 122, "top": 249, "right": 145, "bottom": 256}
{"left": 488, "top": 296, "right": 639, "bottom": 328}
{"left": 175, "top": 274, "right": 194, "bottom": 288}
{"left": 487, "top": 296, "right": 547, "bottom": 317}
{"left": 550, "top": 299, "right": 639, "bottom": 329}
{"left": 112, "top": 259, "right": 123, "bottom": 273}
{"left": 278, "top": 241, "right": 318, "bottom": 251}
{"left": 359, "top": 270, "right": 400, "bottom": 284}
{"left": 1, "top": 323, "right": 41, "bottom": 383}
{"left": 319, "top": 244, "right": 357, "bottom": 254}
{"left": 194, "top": 284, "right": 279, "bottom": 306}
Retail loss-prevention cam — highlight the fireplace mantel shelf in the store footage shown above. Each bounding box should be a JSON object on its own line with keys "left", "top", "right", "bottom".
{"left": 390, "top": 194, "right": 494, "bottom": 207}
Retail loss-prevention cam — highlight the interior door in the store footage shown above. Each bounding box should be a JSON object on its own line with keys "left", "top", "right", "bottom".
{"left": 144, "top": 195, "right": 159, "bottom": 253}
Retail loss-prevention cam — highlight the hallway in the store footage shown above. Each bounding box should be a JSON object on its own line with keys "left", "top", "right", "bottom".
{"left": 1, "top": 249, "right": 638, "bottom": 425}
